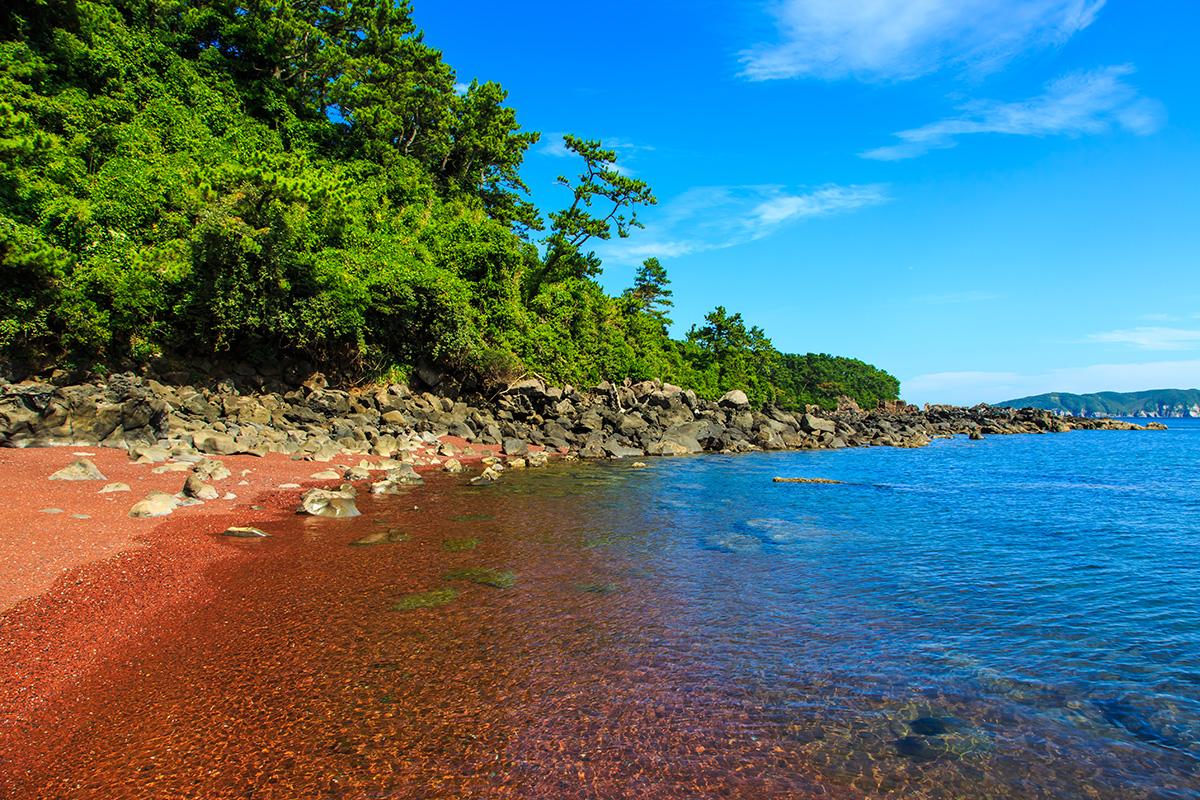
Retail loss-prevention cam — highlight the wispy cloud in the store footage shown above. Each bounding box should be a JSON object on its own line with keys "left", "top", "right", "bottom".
{"left": 861, "top": 65, "right": 1164, "bottom": 160}
{"left": 904, "top": 359, "right": 1200, "bottom": 406}
{"left": 740, "top": 0, "right": 1105, "bottom": 81}
{"left": 538, "top": 134, "right": 655, "bottom": 176}
{"left": 1088, "top": 326, "right": 1200, "bottom": 351}
{"left": 596, "top": 184, "right": 889, "bottom": 265}
{"left": 538, "top": 134, "right": 655, "bottom": 159}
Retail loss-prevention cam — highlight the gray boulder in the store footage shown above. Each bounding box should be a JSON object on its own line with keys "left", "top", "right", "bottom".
{"left": 129, "top": 492, "right": 180, "bottom": 518}
{"left": 801, "top": 413, "right": 837, "bottom": 435}
{"left": 194, "top": 431, "right": 238, "bottom": 455}
{"left": 719, "top": 390, "right": 750, "bottom": 409}
{"left": 502, "top": 437, "right": 529, "bottom": 456}
{"left": 49, "top": 459, "right": 106, "bottom": 481}
{"left": 604, "top": 443, "right": 645, "bottom": 459}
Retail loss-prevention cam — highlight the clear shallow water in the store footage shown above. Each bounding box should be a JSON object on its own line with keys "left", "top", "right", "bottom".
{"left": 622, "top": 420, "right": 1200, "bottom": 797}
{"left": 8, "top": 423, "right": 1199, "bottom": 799}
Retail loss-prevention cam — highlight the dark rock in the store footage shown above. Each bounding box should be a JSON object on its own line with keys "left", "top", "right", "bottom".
{"left": 604, "top": 442, "right": 644, "bottom": 459}
{"left": 501, "top": 437, "right": 529, "bottom": 456}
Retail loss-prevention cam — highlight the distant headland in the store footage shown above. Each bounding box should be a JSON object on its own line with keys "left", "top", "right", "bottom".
{"left": 996, "top": 389, "right": 1200, "bottom": 418}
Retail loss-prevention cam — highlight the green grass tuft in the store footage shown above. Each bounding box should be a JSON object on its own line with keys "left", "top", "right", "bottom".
{"left": 391, "top": 587, "right": 459, "bottom": 611}
{"left": 442, "top": 537, "right": 480, "bottom": 552}
{"left": 444, "top": 567, "right": 516, "bottom": 589}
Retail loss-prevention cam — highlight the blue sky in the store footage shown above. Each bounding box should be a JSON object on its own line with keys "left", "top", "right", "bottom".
{"left": 412, "top": 1, "right": 1200, "bottom": 405}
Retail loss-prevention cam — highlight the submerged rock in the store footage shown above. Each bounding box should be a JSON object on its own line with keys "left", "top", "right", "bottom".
{"left": 49, "top": 458, "right": 106, "bottom": 481}
{"left": 909, "top": 716, "right": 955, "bottom": 736}
{"left": 391, "top": 587, "right": 459, "bottom": 612}
{"left": 350, "top": 528, "right": 410, "bottom": 546}
{"left": 470, "top": 467, "right": 502, "bottom": 485}
{"left": 576, "top": 581, "right": 618, "bottom": 594}
{"left": 442, "top": 537, "right": 480, "bottom": 552}
{"left": 894, "top": 735, "right": 941, "bottom": 762}
{"left": 704, "top": 532, "right": 762, "bottom": 554}
{"left": 772, "top": 477, "right": 843, "bottom": 484}
{"left": 444, "top": 567, "right": 516, "bottom": 589}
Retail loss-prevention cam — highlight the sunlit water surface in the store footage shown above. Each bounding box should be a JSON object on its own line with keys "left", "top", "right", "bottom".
{"left": 12, "top": 421, "right": 1200, "bottom": 799}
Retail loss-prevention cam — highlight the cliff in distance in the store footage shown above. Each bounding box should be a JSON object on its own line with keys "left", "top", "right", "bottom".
{"left": 997, "top": 389, "right": 1200, "bottom": 418}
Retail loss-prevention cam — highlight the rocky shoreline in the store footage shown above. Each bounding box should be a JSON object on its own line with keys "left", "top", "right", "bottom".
{"left": 1, "top": 371, "right": 1165, "bottom": 463}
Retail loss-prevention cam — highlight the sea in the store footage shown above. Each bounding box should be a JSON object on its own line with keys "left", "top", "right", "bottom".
{"left": 14, "top": 420, "right": 1200, "bottom": 799}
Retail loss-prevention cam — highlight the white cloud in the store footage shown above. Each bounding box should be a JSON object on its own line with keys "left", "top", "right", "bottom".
{"left": 595, "top": 184, "right": 889, "bottom": 265}
{"left": 741, "top": 0, "right": 1105, "bottom": 81}
{"left": 903, "top": 360, "right": 1200, "bottom": 407}
{"left": 1087, "top": 326, "right": 1200, "bottom": 351}
{"left": 862, "top": 65, "right": 1164, "bottom": 160}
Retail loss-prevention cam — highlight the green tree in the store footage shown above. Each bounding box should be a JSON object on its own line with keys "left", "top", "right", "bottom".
{"left": 685, "top": 306, "right": 779, "bottom": 405}
{"left": 0, "top": 0, "right": 900, "bottom": 405}
{"left": 623, "top": 256, "right": 673, "bottom": 325}
{"left": 527, "top": 135, "right": 655, "bottom": 298}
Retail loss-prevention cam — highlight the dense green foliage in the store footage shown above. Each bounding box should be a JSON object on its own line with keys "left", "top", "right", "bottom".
{"left": 998, "top": 389, "right": 1200, "bottom": 417}
{"left": 0, "top": 0, "right": 899, "bottom": 408}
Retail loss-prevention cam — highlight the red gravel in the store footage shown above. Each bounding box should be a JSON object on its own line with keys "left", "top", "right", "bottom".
{"left": 0, "top": 457, "right": 849, "bottom": 800}
{"left": 0, "top": 442, "right": 507, "bottom": 735}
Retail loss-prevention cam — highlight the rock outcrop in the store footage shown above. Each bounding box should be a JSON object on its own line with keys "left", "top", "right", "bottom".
{"left": 2, "top": 370, "right": 1165, "bottom": 467}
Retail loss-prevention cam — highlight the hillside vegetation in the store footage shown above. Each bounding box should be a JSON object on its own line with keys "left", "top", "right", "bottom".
{"left": 0, "top": 0, "right": 899, "bottom": 409}
{"left": 997, "top": 389, "right": 1200, "bottom": 417}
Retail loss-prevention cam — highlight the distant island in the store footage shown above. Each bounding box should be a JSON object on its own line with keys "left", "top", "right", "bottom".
{"left": 996, "top": 389, "right": 1200, "bottom": 418}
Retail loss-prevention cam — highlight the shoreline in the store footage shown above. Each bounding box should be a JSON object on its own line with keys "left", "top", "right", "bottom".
{"left": 1, "top": 426, "right": 1185, "bottom": 798}
{"left": 0, "top": 375, "right": 1169, "bottom": 791}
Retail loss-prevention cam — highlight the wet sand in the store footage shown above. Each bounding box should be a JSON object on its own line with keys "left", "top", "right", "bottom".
{"left": 0, "top": 454, "right": 846, "bottom": 799}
